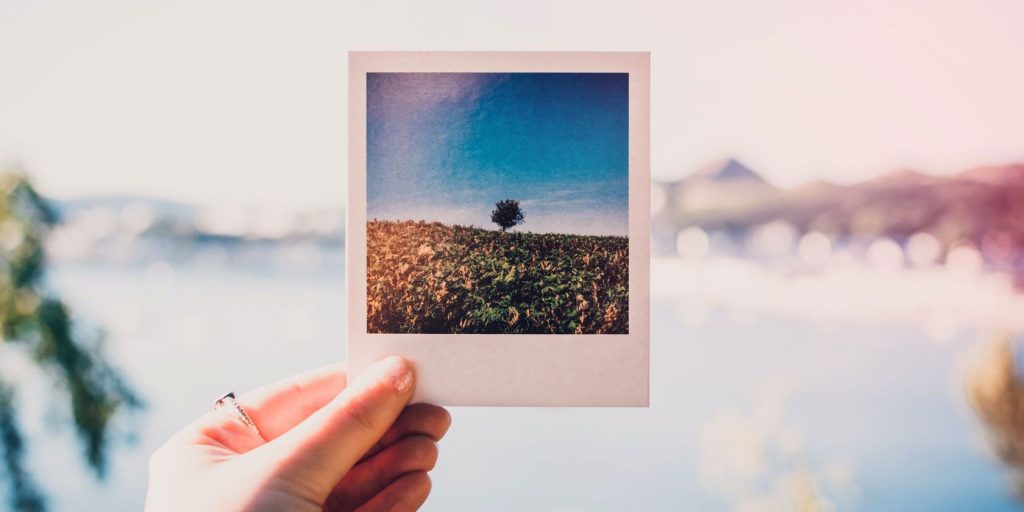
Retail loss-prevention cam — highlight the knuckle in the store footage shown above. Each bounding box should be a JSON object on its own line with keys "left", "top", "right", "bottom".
{"left": 147, "top": 441, "right": 180, "bottom": 481}
{"left": 403, "top": 436, "right": 439, "bottom": 470}
{"left": 292, "top": 380, "right": 321, "bottom": 419}
{"left": 434, "top": 408, "right": 452, "bottom": 436}
{"left": 412, "top": 471, "right": 432, "bottom": 496}
{"left": 406, "top": 405, "right": 452, "bottom": 440}
{"left": 148, "top": 446, "right": 165, "bottom": 470}
{"left": 340, "top": 394, "right": 381, "bottom": 433}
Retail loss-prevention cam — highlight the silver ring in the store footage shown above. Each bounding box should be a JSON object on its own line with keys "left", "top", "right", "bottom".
{"left": 213, "top": 392, "right": 261, "bottom": 436}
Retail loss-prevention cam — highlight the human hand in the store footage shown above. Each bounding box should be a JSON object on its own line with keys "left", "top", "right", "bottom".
{"left": 145, "top": 357, "right": 450, "bottom": 512}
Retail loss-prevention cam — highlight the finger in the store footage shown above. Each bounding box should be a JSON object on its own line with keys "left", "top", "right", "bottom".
{"left": 237, "top": 363, "right": 348, "bottom": 441}
{"left": 325, "top": 435, "right": 438, "bottom": 511}
{"left": 171, "top": 364, "right": 348, "bottom": 454}
{"left": 257, "top": 356, "right": 415, "bottom": 502}
{"left": 353, "top": 472, "right": 431, "bottom": 512}
{"left": 362, "top": 404, "right": 451, "bottom": 461}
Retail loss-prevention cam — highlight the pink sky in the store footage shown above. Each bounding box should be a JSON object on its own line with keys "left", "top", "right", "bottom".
{"left": 1, "top": 0, "right": 1023, "bottom": 208}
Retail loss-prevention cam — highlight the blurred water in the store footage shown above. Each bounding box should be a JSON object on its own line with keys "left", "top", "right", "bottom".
{"left": 21, "top": 261, "right": 1018, "bottom": 511}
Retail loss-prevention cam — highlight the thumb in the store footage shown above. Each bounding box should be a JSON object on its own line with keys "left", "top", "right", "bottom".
{"left": 254, "top": 356, "right": 415, "bottom": 502}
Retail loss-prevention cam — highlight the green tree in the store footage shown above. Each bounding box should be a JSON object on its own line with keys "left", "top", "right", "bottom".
{"left": 0, "top": 170, "right": 141, "bottom": 511}
{"left": 490, "top": 199, "right": 524, "bottom": 232}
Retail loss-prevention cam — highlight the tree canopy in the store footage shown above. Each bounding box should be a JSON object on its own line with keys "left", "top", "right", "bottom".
{"left": 490, "top": 199, "right": 525, "bottom": 232}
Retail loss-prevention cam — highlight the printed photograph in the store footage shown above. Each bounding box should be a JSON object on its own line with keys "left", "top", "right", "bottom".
{"left": 366, "top": 72, "right": 629, "bottom": 334}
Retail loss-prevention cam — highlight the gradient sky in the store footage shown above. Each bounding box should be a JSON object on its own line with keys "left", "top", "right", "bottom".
{"left": 367, "top": 73, "right": 627, "bottom": 235}
{"left": 2, "top": 0, "right": 1024, "bottom": 209}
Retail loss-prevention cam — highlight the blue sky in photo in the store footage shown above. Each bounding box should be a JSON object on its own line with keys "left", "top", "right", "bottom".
{"left": 367, "top": 72, "right": 628, "bottom": 236}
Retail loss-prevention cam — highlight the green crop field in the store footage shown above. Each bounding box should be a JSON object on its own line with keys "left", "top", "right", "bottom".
{"left": 366, "top": 220, "right": 629, "bottom": 334}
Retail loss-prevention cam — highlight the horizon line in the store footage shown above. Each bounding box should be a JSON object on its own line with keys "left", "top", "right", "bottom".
{"left": 368, "top": 218, "right": 629, "bottom": 238}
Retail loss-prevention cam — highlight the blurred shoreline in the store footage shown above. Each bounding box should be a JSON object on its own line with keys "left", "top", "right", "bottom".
{"left": 46, "top": 159, "right": 1024, "bottom": 291}
{"left": 42, "top": 159, "right": 1024, "bottom": 352}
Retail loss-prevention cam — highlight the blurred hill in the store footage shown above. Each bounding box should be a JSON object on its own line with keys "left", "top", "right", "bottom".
{"left": 46, "top": 195, "right": 344, "bottom": 269}
{"left": 52, "top": 196, "right": 343, "bottom": 240}
{"left": 689, "top": 157, "right": 771, "bottom": 184}
{"left": 656, "top": 161, "right": 1024, "bottom": 267}
{"left": 655, "top": 158, "right": 778, "bottom": 227}
{"left": 54, "top": 195, "right": 195, "bottom": 221}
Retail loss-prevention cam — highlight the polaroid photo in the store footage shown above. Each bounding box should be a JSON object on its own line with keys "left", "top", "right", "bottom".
{"left": 347, "top": 52, "right": 649, "bottom": 406}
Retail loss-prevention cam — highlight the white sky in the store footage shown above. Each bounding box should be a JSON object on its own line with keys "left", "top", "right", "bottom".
{"left": 2, "top": 0, "right": 1023, "bottom": 209}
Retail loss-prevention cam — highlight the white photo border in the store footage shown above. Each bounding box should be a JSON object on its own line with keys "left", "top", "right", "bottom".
{"left": 348, "top": 52, "right": 649, "bottom": 406}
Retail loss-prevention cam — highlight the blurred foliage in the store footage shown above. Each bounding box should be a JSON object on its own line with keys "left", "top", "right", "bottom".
{"left": 0, "top": 171, "right": 141, "bottom": 511}
{"left": 965, "top": 333, "right": 1024, "bottom": 500}
{"left": 367, "top": 220, "right": 628, "bottom": 334}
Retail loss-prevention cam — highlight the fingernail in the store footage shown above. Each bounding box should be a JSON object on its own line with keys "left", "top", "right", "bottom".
{"left": 386, "top": 357, "right": 414, "bottom": 394}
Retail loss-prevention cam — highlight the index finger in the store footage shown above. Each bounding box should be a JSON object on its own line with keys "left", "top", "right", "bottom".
{"left": 237, "top": 363, "right": 348, "bottom": 441}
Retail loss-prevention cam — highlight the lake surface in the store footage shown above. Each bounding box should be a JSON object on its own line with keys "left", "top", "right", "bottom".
{"left": 19, "top": 260, "right": 1019, "bottom": 511}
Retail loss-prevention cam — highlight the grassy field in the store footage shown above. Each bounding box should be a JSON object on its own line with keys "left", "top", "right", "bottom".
{"left": 366, "top": 220, "right": 629, "bottom": 334}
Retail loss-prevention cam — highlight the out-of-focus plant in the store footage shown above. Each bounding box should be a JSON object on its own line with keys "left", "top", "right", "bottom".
{"left": 0, "top": 170, "right": 141, "bottom": 511}
{"left": 966, "top": 332, "right": 1024, "bottom": 499}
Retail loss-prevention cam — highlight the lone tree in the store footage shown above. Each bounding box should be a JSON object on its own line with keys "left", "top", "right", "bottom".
{"left": 490, "top": 199, "right": 524, "bottom": 232}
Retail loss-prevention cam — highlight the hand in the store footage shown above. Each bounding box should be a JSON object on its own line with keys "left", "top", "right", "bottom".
{"left": 145, "top": 357, "right": 451, "bottom": 512}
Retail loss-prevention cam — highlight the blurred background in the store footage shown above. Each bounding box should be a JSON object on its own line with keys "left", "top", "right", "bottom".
{"left": 2, "top": 1, "right": 1024, "bottom": 510}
